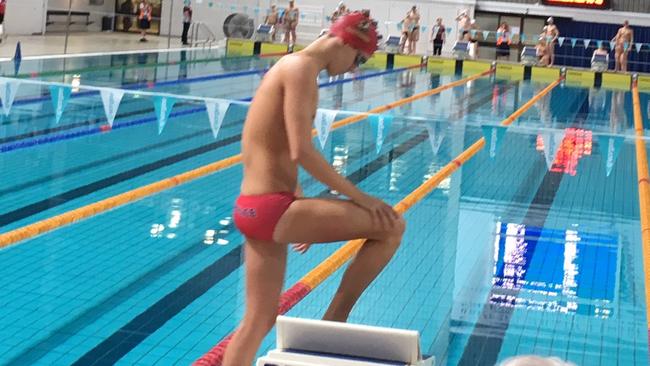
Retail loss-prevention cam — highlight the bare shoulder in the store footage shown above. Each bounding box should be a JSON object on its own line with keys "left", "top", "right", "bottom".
{"left": 276, "top": 56, "right": 319, "bottom": 91}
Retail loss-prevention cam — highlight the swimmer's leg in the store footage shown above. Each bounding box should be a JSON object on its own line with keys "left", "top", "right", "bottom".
{"left": 274, "top": 198, "right": 405, "bottom": 322}
{"left": 222, "top": 239, "right": 287, "bottom": 366}
{"left": 621, "top": 51, "right": 628, "bottom": 72}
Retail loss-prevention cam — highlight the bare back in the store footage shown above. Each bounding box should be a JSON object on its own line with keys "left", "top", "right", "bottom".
{"left": 240, "top": 55, "right": 319, "bottom": 195}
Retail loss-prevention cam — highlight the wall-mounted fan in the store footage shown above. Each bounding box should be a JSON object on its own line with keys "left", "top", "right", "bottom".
{"left": 223, "top": 13, "right": 255, "bottom": 39}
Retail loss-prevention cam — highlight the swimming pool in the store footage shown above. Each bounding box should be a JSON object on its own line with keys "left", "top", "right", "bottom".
{"left": 0, "top": 48, "right": 648, "bottom": 366}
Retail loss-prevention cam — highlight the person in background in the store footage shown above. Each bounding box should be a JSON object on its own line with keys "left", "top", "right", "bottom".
{"left": 265, "top": 4, "right": 280, "bottom": 41}
{"left": 496, "top": 21, "right": 511, "bottom": 60}
{"left": 138, "top": 0, "right": 153, "bottom": 42}
{"left": 181, "top": 3, "right": 192, "bottom": 46}
{"left": 430, "top": 17, "right": 445, "bottom": 56}
{"left": 591, "top": 43, "right": 609, "bottom": 64}
{"left": 405, "top": 5, "right": 420, "bottom": 55}
{"left": 0, "top": 0, "right": 6, "bottom": 41}
{"left": 455, "top": 10, "right": 470, "bottom": 41}
{"left": 120, "top": 0, "right": 133, "bottom": 32}
{"left": 540, "top": 17, "right": 559, "bottom": 66}
{"left": 282, "top": 0, "right": 299, "bottom": 45}
{"left": 468, "top": 19, "right": 479, "bottom": 59}
{"left": 612, "top": 20, "right": 634, "bottom": 73}
{"left": 536, "top": 38, "right": 550, "bottom": 67}
{"left": 330, "top": 2, "right": 349, "bottom": 24}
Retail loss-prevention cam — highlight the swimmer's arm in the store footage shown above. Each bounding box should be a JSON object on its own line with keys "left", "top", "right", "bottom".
{"left": 284, "top": 72, "right": 366, "bottom": 202}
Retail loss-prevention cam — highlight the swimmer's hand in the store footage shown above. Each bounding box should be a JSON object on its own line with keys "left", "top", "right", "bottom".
{"left": 355, "top": 194, "right": 400, "bottom": 229}
{"left": 292, "top": 243, "right": 312, "bottom": 254}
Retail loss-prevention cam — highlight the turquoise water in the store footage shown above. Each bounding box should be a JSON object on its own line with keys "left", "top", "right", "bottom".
{"left": 0, "top": 50, "right": 648, "bottom": 366}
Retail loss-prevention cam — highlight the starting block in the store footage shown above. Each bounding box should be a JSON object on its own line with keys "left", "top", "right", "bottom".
{"left": 591, "top": 53, "right": 609, "bottom": 72}
{"left": 384, "top": 36, "right": 402, "bottom": 54}
{"left": 452, "top": 41, "right": 469, "bottom": 60}
{"left": 520, "top": 47, "right": 538, "bottom": 66}
{"left": 255, "top": 24, "right": 274, "bottom": 42}
{"left": 256, "top": 316, "right": 435, "bottom": 366}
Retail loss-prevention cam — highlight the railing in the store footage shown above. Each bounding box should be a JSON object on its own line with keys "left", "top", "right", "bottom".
{"left": 189, "top": 21, "right": 217, "bottom": 49}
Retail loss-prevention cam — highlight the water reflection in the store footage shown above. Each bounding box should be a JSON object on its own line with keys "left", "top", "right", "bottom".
{"left": 491, "top": 222, "right": 617, "bottom": 317}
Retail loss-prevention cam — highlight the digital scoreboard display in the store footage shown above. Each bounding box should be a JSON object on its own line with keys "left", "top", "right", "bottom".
{"left": 542, "top": 0, "right": 609, "bottom": 9}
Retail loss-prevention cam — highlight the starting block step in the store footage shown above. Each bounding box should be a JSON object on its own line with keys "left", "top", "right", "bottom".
{"left": 256, "top": 316, "right": 435, "bottom": 366}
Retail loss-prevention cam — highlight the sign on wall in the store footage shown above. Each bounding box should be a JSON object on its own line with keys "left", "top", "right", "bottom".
{"left": 541, "top": 0, "right": 609, "bottom": 10}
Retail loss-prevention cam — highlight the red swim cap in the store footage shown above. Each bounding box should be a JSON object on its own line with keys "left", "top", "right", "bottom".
{"left": 329, "top": 12, "right": 378, "bottom": 56}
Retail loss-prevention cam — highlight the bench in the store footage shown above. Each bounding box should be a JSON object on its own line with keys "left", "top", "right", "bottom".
{"left": 46, "top": 10, "right": 93, "bottom": 26}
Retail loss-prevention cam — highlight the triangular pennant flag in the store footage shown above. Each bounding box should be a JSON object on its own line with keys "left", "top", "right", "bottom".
{"left": 597, "top": 40, "right": 603, "bottom": 49}
{"left": 205, "top": 99, "right": 231, "bottom": 139}
{"left": 396, "top": 23, "right": 402, "bottom": 32}
{"left": 636, "top": 43, "right": 643, "bottom": 53}
{"left": 370, "top": 114, "right": 393, "bottom": 154}
{"left": 446, "top": 27, "right": 452, "bottom": 34}
{"left": 570, "top": 38, "right": 578, "bottom": 48}
{"left": 557, "top": 37, "right": 565, "bottom": 47}
{"left": 313, "top": 109, "right": 338, "bottom": 149}
{"left": 483, "top": 30, "right": 490, "bottom": 40}
{"left": 425, "top": 121, "right": 445, "bottom": 156}
{"left": 254, "top": 7, "right": 260, "bottom": 15}
{"left": 597, "top": 135, "right": 624, "bottom": 177}
{"left": 421, "top": 26, "right": 427, "bottom": 32}
{"left": 609, "top": 41, "right": 616, "bottom": 50}
{"left": 583, "top": 39, "right": 591, "bottom": 48}
{"left": 153, "top": 96, "right": 177, "bottom": 134}
{"left": 49, "top": 85, "right": 72, "bottom": 124}
{"left": 481, "top": 125, "right": 507, "bottom": 158}
{"left": 496, "top": 31, "right": 503, "bottom": 38}
{"left": 470, "top": 29, "right": 477, "bottom": 38}
{"left": 0, "top": 78, "right": 21, "bottom": 117}
{"left": 99, "top": 88, "right": 125, "bottom": 127}
{"left": 541, "top": 131, "right": 565, "bottom": 170}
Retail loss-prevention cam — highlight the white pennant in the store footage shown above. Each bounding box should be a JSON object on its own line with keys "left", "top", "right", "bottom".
{"left": 583, "top": 39, "right": 591, "bottom": 49}
{"left": 99, "top": 88, "right": 124, "bottom": 127}
{"left": 557, "top": 37, "right": 565, "bottom": 47}
{"left": 425, "top": 121, "right": 445, "bottom": 156}
{"left": 0, "top": 78, "right": 21, "bottom": 117}
{"left": 541, "top": 131, "right": 565, "bottom": 171}
{"left": 636, "top": 43, "right": 643, "bottom": 53}
{"left": 313, "top": 109, "right": 338, "bottom": 149}
{"left": 205, "top": 99, "right": 231, "bottom": 139}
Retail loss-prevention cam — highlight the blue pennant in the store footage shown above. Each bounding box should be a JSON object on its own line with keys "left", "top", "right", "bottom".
{"left": 49, "top": 85, "right": 72, "bottom": 124}
{"left": 153, "top": 96, "right": 177, "bottom": 134}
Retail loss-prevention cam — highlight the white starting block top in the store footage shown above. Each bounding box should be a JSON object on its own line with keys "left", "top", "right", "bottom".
{"left": 452, "top": 41, "right": 469, "bottom": 60}
{"left": 520, "top": 46, "right": 538, "bottom": 66}
{"left": 255, "top": 24, "right": 274, "bottom": 42}
{"left": 256, "top": 316, "right": 434, "bottom": 366}
{"left": 384, "top": 36, "right": 402, "bottom": 54}
{"left": 591, "top": 53, "right": 609, "bottom": 72}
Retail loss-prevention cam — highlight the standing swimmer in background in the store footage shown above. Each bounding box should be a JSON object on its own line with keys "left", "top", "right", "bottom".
{"left": 612, "top": 20, "right": 634, "bottom": 73}
{"left": 455, "top": 10, "right": 471, "bottom": 41}
{"left": 265, "top": 4, "right": 280, "bottom": 42}
{"left": 283, "top": 0, "right": 300, "bottom": 45}
{"left": 405, "top": 6, "right": 421, "bottom": 55}
{"left": 540, "top": 17, "right": 559, "bottom": 67}
{"left": 222, "top": 12, "right": 405, "bottom": 366}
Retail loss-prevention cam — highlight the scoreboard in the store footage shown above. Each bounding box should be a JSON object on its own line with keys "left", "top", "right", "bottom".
{"left": 542, "top": 0, "right": 609, "bottom": 9}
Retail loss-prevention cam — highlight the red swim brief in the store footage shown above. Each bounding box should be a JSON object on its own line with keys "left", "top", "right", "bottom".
{"left": 233, "top": 192, "right": 296, "bottom": 241}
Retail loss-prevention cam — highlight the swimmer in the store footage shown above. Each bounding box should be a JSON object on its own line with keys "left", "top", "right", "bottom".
{"left": 264, "top": 4, "right": 280, "bottom": 41}
{"left": 222, "top": 12, "right": 404, "bottom": 366}
{"left": 536, "top": 38, "right": 550, "bottom": 67}
{"left": 404, "top": 5, "right": 421, "bottom": 55}
{"left": 455, "top": 9, "right": 471, "bottom": 41}
{"left": 540, "top": 17, "right": 560, "bottom": 66}
{"left": 282, "top": 0, "right": 300, "bottom": 45}
{"left": 612, "top": 20, "right": 634, "bottom": 72}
